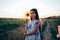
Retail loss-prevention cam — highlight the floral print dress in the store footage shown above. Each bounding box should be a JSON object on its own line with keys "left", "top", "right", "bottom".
{"left": 25, "top": 20, "right": 41, "bottom": 40}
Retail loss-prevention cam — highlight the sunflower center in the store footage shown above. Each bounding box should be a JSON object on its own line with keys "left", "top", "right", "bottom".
{"left": 26, "top": 13, "right": 29, "bottom": 17}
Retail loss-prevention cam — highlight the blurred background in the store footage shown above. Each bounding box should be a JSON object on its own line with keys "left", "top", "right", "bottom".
{"left": 0, "top": 0, "right": 60, "bottom": 40}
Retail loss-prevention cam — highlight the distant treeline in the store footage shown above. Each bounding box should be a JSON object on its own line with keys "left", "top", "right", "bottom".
{"left": 45, "top": 16, "right": 60, "bottom": 25}
{"left": 46, "top": 16, "right": 60, "bottom": 20}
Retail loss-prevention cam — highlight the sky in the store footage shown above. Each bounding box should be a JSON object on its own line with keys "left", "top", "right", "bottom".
{"left": 0, "top": 0, "right": 60, "bottom": 18}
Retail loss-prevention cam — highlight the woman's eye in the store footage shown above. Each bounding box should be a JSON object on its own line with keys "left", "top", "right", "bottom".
{"left": 31, "top": 12, "right": 35, "bottom": 14}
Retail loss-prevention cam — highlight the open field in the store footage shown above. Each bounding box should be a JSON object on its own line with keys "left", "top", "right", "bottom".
{"left": 0, "top": 16, "right": 60, "bottom": 40}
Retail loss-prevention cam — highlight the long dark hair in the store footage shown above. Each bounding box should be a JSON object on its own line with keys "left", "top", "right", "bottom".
{"left": 30, "top": 8, "right": 41, "bottom": 31}
{"left": 30, "top": 8, "right": 39, "bottom": 20}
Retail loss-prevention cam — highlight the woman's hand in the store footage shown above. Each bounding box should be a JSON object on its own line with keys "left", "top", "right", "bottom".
{"left": 24, "top": 33, "right": 27, "bottom": 36}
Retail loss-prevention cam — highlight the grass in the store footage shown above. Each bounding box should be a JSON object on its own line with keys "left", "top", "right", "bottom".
{"left": 0, "top": 18, "right": 25, "bottom": 40}
{"left": 0, "top": 17, "right": 60, "bottom": 40}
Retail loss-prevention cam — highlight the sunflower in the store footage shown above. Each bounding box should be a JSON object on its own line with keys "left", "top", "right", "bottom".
{"left": 24, "top": 11, "right": 30, "bottom": 19}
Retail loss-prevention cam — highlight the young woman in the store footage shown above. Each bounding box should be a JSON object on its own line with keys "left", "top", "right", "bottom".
{"left": 24, "top": 8, "right": 41, "bottom": 40}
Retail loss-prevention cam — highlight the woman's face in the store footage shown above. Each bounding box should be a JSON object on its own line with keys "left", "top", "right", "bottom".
{"left": 30, "top": 11, "right": 36, "bottom": 19}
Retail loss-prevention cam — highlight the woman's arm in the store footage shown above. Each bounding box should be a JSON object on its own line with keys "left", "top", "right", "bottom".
{"left": 24, "top": 23, "right": 28, "bottom": 33}
{"left": 25, "top": 25, "right": 39, "bottom": 36}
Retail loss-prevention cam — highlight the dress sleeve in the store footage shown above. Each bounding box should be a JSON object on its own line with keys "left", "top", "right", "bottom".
{"left": 35, "top": 20, "right": 40, "bottom": 26}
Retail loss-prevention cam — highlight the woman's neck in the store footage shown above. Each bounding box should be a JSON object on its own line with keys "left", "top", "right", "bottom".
{"left": 32, "top": 18, "right": 36, "bottom": 21}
